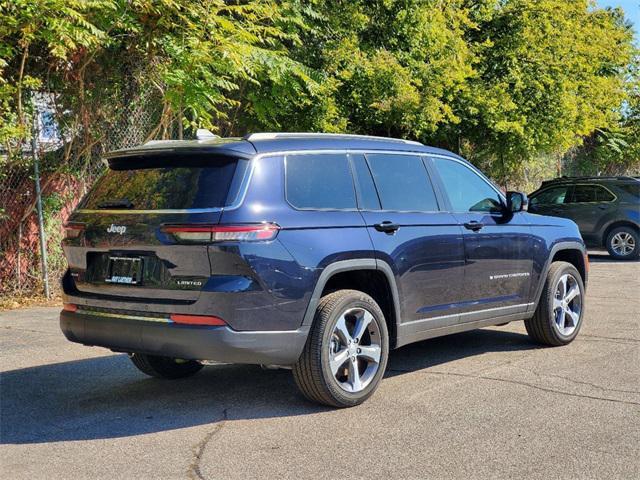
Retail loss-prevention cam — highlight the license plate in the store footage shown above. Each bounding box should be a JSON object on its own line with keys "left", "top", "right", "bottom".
{"left": 105, "top": 256, "right": 143, "bottom": 285}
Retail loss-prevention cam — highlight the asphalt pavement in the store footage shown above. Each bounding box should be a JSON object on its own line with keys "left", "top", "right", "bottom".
{"left": 1, "top": 253, "right": 639, "bottom": 479}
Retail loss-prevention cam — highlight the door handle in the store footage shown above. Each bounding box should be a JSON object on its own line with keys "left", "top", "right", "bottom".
{"left": 597, "top": 205, "right": 608, "bottom": 210}
{"left": 463, "top": 221, "right": 484, "bottom": 232}
{"left": 374, "top": 221, "right": 400, "bottom": 234}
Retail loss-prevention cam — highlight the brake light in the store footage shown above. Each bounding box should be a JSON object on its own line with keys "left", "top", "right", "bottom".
{"left": 64, "top": 222, "right": 85, "bottom": 239}
{"left": 162, "top": 223, "right": 280, "bottom": 242}
{"left": 170, "top": 314, "right": 227, "bottom": 326}
{"left": 63, "top": 303, "right": 77, "bottom": 312}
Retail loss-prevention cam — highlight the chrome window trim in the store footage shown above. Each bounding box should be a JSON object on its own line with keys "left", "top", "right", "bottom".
{"left": 76, "top": 149, "right": 497, "bottom": 215}
{"left": 274, "top": 149, "right": 465, "bottom": 214}
{"left": 532, "top": 183, "right": 618, "bottom": 207}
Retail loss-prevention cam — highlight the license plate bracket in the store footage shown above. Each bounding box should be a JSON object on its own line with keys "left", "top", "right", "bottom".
{"left": 105, "top": 256, "right": 143, "bottom": 285}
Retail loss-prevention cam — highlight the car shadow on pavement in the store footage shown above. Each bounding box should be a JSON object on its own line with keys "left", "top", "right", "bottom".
{"left": 386, "top": 328, "right": 538, "bottom": 377}
{"left": 1, "top": 328, "right": 536, "bottom": 445}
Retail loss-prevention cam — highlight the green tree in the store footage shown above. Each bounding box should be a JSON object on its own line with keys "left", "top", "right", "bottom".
{"left": 443, "top": 0, "right": 636, "bottom": 185}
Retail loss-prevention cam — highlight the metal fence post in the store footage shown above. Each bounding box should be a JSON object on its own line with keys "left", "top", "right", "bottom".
{"left": 32, "top": 111, "right": 50, "bottom": 299}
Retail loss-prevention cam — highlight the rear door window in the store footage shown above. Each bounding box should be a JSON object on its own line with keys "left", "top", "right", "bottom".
{"left": 570, "top": 185, "right": 614, "bottom": 203}
{"left": 365, "top": 154, "right": 439, "bottom": 211}
{"left": 285, "top": 154, "right": 357, "bottom": 209}
{"left": 80, "top": 157, "right": 249, "bottom": 210}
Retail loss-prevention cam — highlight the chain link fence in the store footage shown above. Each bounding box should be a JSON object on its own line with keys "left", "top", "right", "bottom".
{"left": 0, "top": 85, "right": 166, "bottom": 301}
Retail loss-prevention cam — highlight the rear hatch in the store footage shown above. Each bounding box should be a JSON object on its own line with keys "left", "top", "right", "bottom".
{"left": 63, "top": 152, "right": 251, "bottom": 303}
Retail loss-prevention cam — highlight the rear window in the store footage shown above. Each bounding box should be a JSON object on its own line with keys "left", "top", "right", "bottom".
{"left": 80, "top": 157, "right": 249, "bottom": 210}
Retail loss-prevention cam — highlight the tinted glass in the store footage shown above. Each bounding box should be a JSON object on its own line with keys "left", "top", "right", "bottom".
{"left": 432, "top": 158, "right": 502, "bottom": 212}
{"left": 571, "top": 185, "right": 599, "bottom": 203}
{"left": 596, "top": 186, "right": 615, "bottom": 202}
{"left": 569, "top": 184, "right": 615, "bottom": 203}
{"left": 286, "top": 154, "right": 356, "bottom": 209}
{"left": 365, "top": 154, "right": 438, "bottom": 211}
{"left": 81, "top": 158, "right": 247, "bottom": 210}
{"left": 618, "top": 183, "right": 640, "bottom": 199}
{"left": 351, "top": 154, "right": 381, "bottom": 210}
{"left": 531, "top": 186, "right": 570, "bottom": 206}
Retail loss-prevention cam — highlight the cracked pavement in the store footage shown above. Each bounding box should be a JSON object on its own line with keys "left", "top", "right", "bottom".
{"left": 1, "top": 253, "right": 639, "bottom": 479}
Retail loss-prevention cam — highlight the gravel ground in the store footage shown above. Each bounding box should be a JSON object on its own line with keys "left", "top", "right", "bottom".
{"left": 1, "top": 253, "right": 638, "bottom": 479}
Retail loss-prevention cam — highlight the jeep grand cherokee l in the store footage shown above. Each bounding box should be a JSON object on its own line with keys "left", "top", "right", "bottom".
{"left": 60, "top": 133, "right": 588, "bottom": 407}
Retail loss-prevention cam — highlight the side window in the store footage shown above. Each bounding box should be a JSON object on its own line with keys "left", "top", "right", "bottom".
{"left": 350, "top": 154, "right": 381, "bottom": 210}
{"left": 365, "top": 154, "right": 439, "bottom": 211}
{"left": 530, "top": 186, "right": 570, "bottom": 206}
{"left": 596, "top": 186, "right": 615, "bottom": 202}
{"left": 285, "top": 154, "right": 356, "bottom": 209}
{"left": 431, "top": 158, "right": 503, "bottom": 213}
{"left": 618, "top": 183, "right": 640, "bottom": 199}
{"left": 570, "top": 185, "right": 613, "bottom": 203}
{"left": 618, "top": 182, "right": 640, "bottom": 200}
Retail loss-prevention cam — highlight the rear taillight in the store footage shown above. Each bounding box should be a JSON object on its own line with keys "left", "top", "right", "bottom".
{"left": 63, "top": 303, "right": 77, "bottom": 312}
{"left": 170, "top": 314, "right": 226, "bottom": 326}
{"left": 162, "top": 223, "right": 280, "bottom": 243}
{"left": 63, "top": 222, "right": 85, "bottom": 239}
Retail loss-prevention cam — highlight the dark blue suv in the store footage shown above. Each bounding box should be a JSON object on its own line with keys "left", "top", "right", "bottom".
{"left": 60, "top": 133, "right": 588, "bottom": 407}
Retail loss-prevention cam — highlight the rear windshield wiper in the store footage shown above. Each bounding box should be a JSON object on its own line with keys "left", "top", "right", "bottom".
{"left": 97, "top": 198, "right": 134, "bottom": 209}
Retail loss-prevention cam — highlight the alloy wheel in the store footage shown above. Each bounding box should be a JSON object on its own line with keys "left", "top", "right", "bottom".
{"left": 611, "top": 232, "right": 636, "bottom": 257}
{"left": 328, "top": 307, "right": 382, "bottom": 393}
{"left": 552, "top": 273, "right": 582, "bottom": 336}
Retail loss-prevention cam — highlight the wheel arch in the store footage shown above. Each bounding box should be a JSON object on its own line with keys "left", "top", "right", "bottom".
{"left": 302, "top": 259, "right": 402, "bottom": 349}
{"left": 530, "top": 241, "right": 588, "bottom": 312}
{"left": 601, "top": 220, "right": 640, "bottom": 247}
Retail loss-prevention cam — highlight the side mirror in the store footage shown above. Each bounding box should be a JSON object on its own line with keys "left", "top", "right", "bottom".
{"left": 506, "top": 191, "right": 528, "bottom": 213}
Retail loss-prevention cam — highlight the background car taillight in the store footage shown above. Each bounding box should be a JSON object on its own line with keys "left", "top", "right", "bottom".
{"left": 63, "top": 223, "right": 85, "bottom": 239}
{"left": 162, "top": 223, "right": 280, "bottom": 243}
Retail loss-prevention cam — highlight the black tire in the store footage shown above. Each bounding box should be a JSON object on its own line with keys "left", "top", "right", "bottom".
{"left": 605, "top": 226, "right": 639, "bottom": 260}
{"left": 525, "top": 261, "right": 585, "bottom": 346}
{"left": 129, "top": 353, "right": 203, "bottom": 379}
{"left": 293, "top": 289, "right": 389, "bottom": 408}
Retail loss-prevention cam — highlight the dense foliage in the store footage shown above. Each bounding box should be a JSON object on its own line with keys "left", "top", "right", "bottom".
{"left": 1, "top": 0, "right": 638, "bottom": 184}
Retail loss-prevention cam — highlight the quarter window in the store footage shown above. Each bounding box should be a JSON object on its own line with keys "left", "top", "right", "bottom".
{"left": 432, "top": 158, "right": 503, "bottom": 213}
{"left": 285, "top": 154, "right": 356, "bottom": 209}
{"left": 365, "top": 154, "right": 438, "bottom": 211}
{"left": 618, "top": 183, "right": 640, "bottom": 199}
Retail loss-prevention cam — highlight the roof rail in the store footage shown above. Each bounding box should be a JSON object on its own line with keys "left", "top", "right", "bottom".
{"left": 543, "top": 175, "right": 638, "bottom": 183}
{"left": 243, "top": 132, "right": 423, "bottom": 146}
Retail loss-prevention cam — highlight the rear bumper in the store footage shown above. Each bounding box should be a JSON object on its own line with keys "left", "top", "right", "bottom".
{"left": 60, "top": 310, "right": 309, "bottom": 365}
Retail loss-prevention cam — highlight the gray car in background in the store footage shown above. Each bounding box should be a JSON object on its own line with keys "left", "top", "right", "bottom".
{"left": 529, "top": 176, "right": 640, "bottom": 260}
